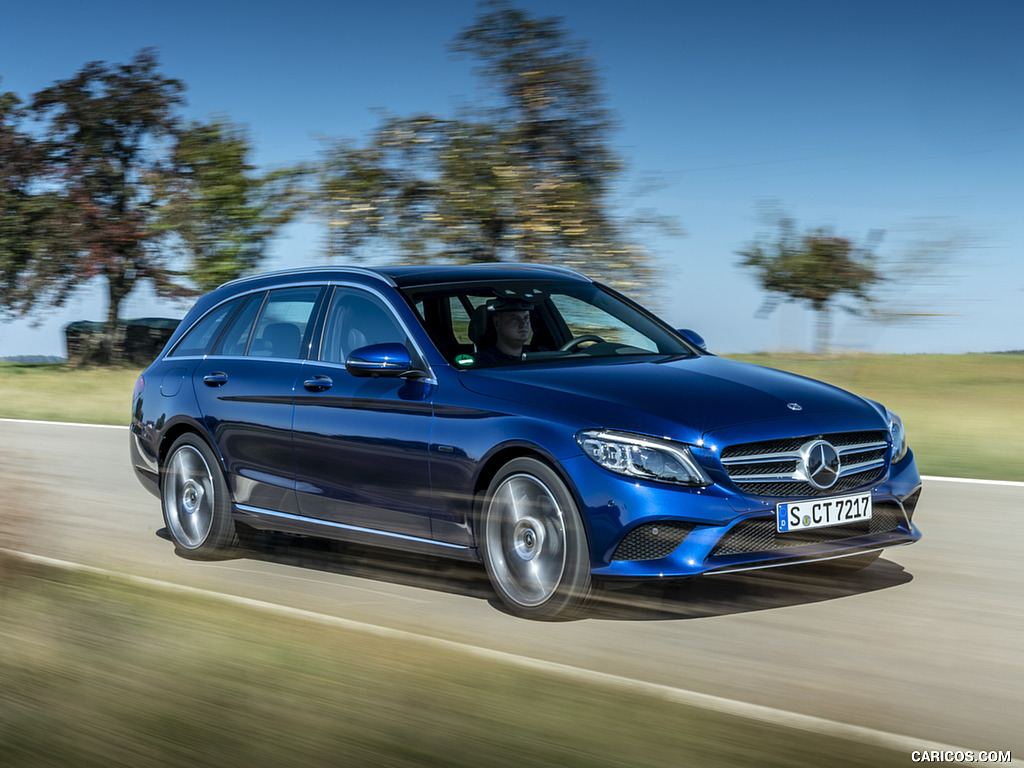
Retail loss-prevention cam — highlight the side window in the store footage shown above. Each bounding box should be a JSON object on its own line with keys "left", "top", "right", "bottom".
{"left": 319, "top": 288, "right": 412, "bottom": 365}
{"left": 549, "top": 294, "right": 657, "bottom": 351}
{"left": 168, "top": 297, "right": 244, "bottom": 358}
{"left": 248, "top": 287, "right": 321, "bottom": 359}
{"left": 215, "top": 292, "right": 265, "bottom": 357}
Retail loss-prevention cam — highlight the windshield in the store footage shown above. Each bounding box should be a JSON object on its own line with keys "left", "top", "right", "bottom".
{"left": 404, "top": 279, "right": 696, "bottom": 368}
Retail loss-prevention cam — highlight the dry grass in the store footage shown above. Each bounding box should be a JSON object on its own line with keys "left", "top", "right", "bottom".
{"left": 0, "top": 362, "right": 141, "bottom": 426}
{"left": 0, "top": 559, "right": 908, "bottom": 768}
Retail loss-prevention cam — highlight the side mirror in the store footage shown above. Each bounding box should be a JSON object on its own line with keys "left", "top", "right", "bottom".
{"left": 345, "top": 343, "right": 413, "bottom": 378}
{"left": 678, "top": 328, "right": 708, "bottom": 352}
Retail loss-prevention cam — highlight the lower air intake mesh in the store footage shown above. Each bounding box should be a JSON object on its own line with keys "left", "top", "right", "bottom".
{"left": 612, "top": 522, "right": 695, "bottom": 561}
{"left": 710, "top": 503, "right": 904, "bottom": 557}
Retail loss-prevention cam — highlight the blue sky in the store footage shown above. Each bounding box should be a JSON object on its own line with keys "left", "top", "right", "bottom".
{"left": 1, "top": 0, "right": 1021, "bottom": 356}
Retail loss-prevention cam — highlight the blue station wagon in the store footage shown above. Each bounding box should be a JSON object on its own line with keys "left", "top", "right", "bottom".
{"left": 129, "top": 264, "right": 922, "bottom": 618}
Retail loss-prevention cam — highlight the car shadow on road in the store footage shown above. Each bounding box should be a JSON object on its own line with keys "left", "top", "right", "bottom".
{"left": 589, "top": 558, "right": 914, "bottom": 621}
{"left": 160, "top": 528, "right": 914, "bottom": 621}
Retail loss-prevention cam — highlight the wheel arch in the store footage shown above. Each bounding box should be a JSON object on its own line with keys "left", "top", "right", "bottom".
{"left": 470, "top": 443, "right": 592, "bottom": 550}
{"left": 158, "top": 419, "right": 226, "bottom": 490}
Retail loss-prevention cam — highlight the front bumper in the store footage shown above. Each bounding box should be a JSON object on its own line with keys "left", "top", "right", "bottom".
{"left": 569, "top": 449, "right": 923, "bottom": 580}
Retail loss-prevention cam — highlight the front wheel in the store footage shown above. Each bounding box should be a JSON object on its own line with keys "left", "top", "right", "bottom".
{"left": 480, "top": 458, "right": 592, "bottom": 620}
{"left": 161, "top": 434, "right": 244, "bottom": 559}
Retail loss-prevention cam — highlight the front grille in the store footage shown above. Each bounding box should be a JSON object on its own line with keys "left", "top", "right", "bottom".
{"left": 709, "top": 503, "right": 904, "bottom": 557}
{"left": 612, "top": 522, "right": 695, "bottom": 561}
{"left": 720, "top": 430, "right": 888, "bottom": 499}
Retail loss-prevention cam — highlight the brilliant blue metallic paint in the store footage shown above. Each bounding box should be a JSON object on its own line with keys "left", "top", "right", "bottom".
{"left": 130, "top": 264, "right": 921, "bottom": 585}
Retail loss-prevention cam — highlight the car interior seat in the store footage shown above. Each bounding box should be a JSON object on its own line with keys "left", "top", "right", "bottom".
{"left": 468, "top": 304, "right": 496, "bottom": 352}
{"left": 259, "top": 322, "right": 302, "bottom": 358}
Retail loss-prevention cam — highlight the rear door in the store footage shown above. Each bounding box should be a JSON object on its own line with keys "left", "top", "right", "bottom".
{"left": 192, "top": 285, "right": 324, "bottom": 514}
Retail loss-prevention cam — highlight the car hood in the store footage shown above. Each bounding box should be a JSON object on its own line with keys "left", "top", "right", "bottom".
{"left": 458, "top": 355, "right": 885, "bottom": 443}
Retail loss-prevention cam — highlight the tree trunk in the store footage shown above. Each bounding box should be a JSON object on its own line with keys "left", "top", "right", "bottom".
{"left": 814, "top": 305, "right": 832, "bottom": 355}
{"left": 99, "top": 266, "right": 131, "bottom": 365}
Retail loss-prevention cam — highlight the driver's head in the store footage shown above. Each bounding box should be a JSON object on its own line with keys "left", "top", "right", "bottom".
{"left": 487, "top": 298, "right": 533, "bottom": 350}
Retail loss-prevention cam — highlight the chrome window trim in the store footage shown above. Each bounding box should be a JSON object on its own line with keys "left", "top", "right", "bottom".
{"left": 165, "top": 280, "right": 327, "bottom": 360}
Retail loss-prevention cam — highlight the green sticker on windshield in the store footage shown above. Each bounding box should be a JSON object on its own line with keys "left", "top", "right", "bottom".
{"left": 456, "top": 354, "right": 475, "bottom": 366}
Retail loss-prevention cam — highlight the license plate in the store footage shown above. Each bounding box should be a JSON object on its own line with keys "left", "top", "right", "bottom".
{"left": 776, "top": 492, "right": 872, "bottom": 532}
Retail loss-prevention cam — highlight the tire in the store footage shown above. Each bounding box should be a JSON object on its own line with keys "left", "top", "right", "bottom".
{"left": 480, "top": 458, "right": 592, "bottom": 620}
{"left": 161, "top": 434, "right": 243, "bottom": 559}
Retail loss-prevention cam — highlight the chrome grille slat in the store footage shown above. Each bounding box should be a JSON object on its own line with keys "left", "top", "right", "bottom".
{"left": 838, "top": 458, "right": 886, "bottom": 476}
{"left": 727, "top": 472, "right": 806, "bottom": 483}
{"left": 838, "top": 441, "right": 887, "bottom": 455}
{"left": 722, "top": 450, "right": 801, "bottom": 465}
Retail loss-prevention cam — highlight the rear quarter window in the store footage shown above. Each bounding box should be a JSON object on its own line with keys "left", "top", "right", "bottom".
{"left": 167, "top": 297, "right": 244, "bottom": 358}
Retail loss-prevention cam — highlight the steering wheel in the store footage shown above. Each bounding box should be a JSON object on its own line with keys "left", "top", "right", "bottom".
{"left": 558, "top": 334, "right": 605, "bottom": 353}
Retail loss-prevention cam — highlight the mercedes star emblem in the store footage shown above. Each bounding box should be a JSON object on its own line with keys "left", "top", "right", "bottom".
{"left": 802, "top": 439, "right": 841, "bottom": 490}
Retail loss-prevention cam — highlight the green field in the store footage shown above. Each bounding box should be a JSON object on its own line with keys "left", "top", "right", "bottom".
{"left": 2, "top": 354, "right": 1021, "bottom": 480}
{"left": 0, "top": 553, "right": 907, "bottom": 768}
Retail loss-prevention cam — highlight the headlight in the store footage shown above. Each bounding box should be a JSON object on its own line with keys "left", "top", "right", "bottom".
{"left": 887, "top": 409, "right": 908, "bottom": 463}
{"left": 576, "top": 430, "right": 712, "bottom": 487}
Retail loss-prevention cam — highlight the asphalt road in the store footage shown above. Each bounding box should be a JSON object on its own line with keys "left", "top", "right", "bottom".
{"left": 2, "top": 419, "right": 1020, "bottom": 752}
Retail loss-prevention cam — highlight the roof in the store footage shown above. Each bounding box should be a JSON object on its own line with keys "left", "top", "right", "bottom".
{"left": 220, "top": 262, "right": 592, "bottom": 291}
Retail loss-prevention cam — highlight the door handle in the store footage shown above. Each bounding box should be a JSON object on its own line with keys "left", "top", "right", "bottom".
{"left": 203, "top": 372, "right": 229, "bottom": 387}
{"left": 303, "top": 375, "right": 333, "bottom": 392}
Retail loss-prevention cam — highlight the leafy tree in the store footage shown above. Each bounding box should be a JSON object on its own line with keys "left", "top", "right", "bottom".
{"left": 314, "top": 1, "right": 653, "bottom": 293}
{"left": 155, "top": 119, "right": 306, "bottom": 292}
{"left": 738, "top": 210, "right": 884, "bottom": 354}
{"left": 0, "top": 51, "right": 303, "bottom": 363}
{"left": 0, "top": 88, "right": 78, "bottom": 319}
{"left": 25, "top": 49, "right": 185, "bottom": 362}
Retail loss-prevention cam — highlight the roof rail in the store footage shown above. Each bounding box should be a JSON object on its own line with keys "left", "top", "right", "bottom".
{"left": 219, "top": 265, "right": 397, "bottom": 289}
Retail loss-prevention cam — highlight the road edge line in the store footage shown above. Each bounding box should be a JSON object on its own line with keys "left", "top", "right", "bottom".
{"left": 0, "top": 417, "right": 126, "bottom": 430}
{"left": 1, "top": 547, "right": 982, "bottom": 759}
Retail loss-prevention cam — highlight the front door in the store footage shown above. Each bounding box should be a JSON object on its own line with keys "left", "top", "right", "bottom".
{"left": 292, "top": 285, "right": 434, "bottom": 539}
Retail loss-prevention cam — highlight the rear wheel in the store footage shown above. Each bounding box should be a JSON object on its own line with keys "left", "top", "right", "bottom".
{"left": 162, "top": 434, "right": 243, "bottom": 558}
{"left": 480, "top": 458, "right": 592, "bottom": 619}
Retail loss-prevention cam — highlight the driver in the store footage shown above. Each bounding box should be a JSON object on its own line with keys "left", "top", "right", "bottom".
{"left": 474, "top": 298, "right": 539, "bottom": 365}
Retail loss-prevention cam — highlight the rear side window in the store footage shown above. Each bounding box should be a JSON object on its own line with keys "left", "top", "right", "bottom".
{"left": 215, "top": 293, "right": 266, "bottom": 357}
{"left": 168, "top": 297, "right": 244, "bottom": 358}
{"left": 249, "top": 287, "right": 321, "bottom": 359}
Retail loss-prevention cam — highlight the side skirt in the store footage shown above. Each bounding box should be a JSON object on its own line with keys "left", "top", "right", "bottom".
{"left": 233, "top": 504, "right": 481, "bottom": 563}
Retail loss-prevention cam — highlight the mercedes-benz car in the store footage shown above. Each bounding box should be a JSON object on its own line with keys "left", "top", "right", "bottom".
{"left": 129, "top": 264, "right": 922, "bottom": 619}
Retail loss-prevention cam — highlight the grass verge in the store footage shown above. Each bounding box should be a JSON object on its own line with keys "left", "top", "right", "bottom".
{"left": 0, "top": 554, "right": 907, "bottom": 768}
{"left": 0, "top": 361, "right": 141, "bottom": 426}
